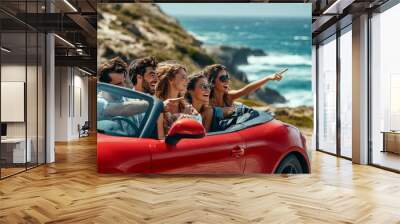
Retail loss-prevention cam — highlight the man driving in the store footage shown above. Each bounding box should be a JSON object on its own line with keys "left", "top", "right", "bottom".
{"left": 97, "top": 57, "right": 149, "bottom": 135}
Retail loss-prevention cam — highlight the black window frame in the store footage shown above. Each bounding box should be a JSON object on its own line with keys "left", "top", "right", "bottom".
{"left": 314, "top": 16, "right": 353, "bottom": 161}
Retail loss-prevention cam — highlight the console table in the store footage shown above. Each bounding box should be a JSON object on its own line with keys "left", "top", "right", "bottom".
{"left": 1, "top": 138, "right": 32, "bottom": 165}
{"left": 382, "top": 131, "right": 400, "bottom": 154}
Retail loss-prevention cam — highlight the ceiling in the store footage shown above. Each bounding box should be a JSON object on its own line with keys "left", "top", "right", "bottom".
{"left": 0, "top": 0, "right": 97, "bottom": 74}
{"left": 311, "top": 0, "right": 391, "bottom": 43}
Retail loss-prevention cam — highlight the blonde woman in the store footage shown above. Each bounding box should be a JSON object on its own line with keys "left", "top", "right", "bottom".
{"left": 155, "top": 64, "right": 201, "bottom": 139}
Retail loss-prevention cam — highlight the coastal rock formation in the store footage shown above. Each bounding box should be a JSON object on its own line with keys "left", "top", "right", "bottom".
{"left": 203, "top": 45, "right": 266, "bottom": 83}
{"left": 204, "top": 45, "right": 287, "bottom": 104}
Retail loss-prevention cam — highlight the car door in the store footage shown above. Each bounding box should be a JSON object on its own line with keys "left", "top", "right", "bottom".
{"left": 151, "top": 131, "right": 246, "bottom": 174}
{"left": 97, "top": 83, "right": 163, "bottom": 173}
{"left": 235, "top": 112, "right": 279, "bottom": 173}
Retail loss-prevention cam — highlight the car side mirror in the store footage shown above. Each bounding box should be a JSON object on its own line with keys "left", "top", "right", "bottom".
{"left": 165, "top": 118, "right": 206, "bottom": 145}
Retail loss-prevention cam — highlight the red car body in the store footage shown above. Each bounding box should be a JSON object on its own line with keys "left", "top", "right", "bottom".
{"left": 97, "top": 119, "right": 310, "bottom": 174}
{"left": 97, "top": 83, "right": 310, "bottom": 174}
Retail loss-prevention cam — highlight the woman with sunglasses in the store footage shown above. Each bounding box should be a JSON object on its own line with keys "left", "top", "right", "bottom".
{"left": 155, "top": 64, "right": 202, "bottom": 139}
{"left": 185, "top": 73, "right": 214, "bottom": 132}
{"left": 203, "top": 64, "right": 286, "bottom": 109}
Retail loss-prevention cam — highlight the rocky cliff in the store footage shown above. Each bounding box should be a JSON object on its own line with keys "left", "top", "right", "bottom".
{"left": 97, "top": 3, "right": 286, "bottom": 104}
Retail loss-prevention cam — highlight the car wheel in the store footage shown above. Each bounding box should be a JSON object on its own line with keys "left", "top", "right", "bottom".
{"left": 275, "top": 154, "right": 303, "bottom": 174}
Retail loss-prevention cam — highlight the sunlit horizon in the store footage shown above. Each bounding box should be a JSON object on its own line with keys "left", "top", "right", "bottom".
{"left": 158, "top": 3, "right": 311, "bottom": 18}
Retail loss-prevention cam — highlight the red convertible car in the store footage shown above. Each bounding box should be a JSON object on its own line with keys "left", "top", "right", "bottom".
{"left": 97, "top": 83, "right": 310, "bottom": 174}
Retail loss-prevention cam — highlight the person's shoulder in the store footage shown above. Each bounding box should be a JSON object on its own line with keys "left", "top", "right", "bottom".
{"left": 202, "top": 105, "right": 214, "bottom": 116}
{"left": 182, "top": 100, "right": 198, "bottom": 114}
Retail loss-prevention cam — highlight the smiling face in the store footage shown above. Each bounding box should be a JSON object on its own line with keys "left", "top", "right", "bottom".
{"left": 169, "top": 68, "right": 188, "bottom": 94}
{"left": 191, "top": 77, "right": 210, "bottom": 104}
{"left": 140, "top": 67, "right": 158, "bottom": 94}
{"left": 214, "top": 70, "right": 230, "bottom": 94}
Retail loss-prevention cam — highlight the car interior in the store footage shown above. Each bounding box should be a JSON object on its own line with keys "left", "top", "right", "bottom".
{"left": 97, "top": 84, "right": 275, "bottom": 139}
{"left": 208, "top": 107, "right": 274, "bottom": 136}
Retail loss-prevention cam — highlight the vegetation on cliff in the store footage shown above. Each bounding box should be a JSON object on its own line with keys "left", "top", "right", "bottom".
{"left": 98, "top": 3, "right": 216, "bottom": 74}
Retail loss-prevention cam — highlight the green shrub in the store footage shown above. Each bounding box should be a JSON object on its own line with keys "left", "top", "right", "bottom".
{"left": 275, "top": 114, "right": 313, "bottom": 129}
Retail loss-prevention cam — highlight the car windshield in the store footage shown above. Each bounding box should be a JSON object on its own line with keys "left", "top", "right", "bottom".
{"left": 97, "top": 84, "right": 151, "bottom": 137}
{"left": 208, "top": 104, "right": 274, "bottom": 135}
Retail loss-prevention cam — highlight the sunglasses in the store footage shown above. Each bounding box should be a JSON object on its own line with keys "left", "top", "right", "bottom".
{"left": 198, "top": 83, "right": 211, "bottom": 91}
{"left": 219, "top": 74, "right": 230, "bottom": 82}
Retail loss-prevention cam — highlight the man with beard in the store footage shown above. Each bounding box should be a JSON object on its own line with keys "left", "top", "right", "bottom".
{"left": 129, "top": 57, "right": 182, "bottom": 113}
{"left": 129, "top": 56, "right": 158, "bottom": 95}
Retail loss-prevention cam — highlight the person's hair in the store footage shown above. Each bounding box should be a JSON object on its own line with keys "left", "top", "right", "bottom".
{"left": 202, "top": 64, "right": 230, "bottom": 106}
{"left": 155, "top": 64, "right": 187, "bottom": 101}
{"left": 128, "top": 56, "right": 158, "bottom": 85}
{"left": 203, "top": 64, "right": 227, "bottom": 84}
{"left": 185, "top": 72, "right": 206, "bottom": 104}
{"left": 97, "top": 57, "right": 128, "bottom": 83}
{"left": 158, "top": 60, "right": 179, "bottom": 66}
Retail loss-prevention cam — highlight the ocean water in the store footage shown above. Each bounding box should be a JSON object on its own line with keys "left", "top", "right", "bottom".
{"left": 175, "top": 16, "right": 312, "bottom": 107}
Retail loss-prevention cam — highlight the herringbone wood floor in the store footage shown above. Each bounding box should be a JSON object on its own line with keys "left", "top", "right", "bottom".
{"left": 1, "top": 135, "right": 400, "bottom": 224}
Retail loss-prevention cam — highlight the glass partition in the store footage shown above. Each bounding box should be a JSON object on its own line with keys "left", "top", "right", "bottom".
{"left": 1, "top": 30, "right": 28, "bottom": 178}
{"left": 0, "top": 1, "right": 46, "bottom": 179}
{"left": 371, "top": 4, "right": 400, "bottom": 171}
{"left": 317, "top": 35, "right": 337, "bottom": 154}
{"left": 339, "top": 27, "right": 352, "bottom": 158}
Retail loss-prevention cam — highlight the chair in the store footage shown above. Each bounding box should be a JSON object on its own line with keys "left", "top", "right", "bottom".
{"left": 78, "top": 121, "right": 90, "bottom": 138}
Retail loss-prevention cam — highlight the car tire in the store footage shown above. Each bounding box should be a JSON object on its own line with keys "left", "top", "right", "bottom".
{"left": 275, "top": 154, "right": 304, "bottom": 174}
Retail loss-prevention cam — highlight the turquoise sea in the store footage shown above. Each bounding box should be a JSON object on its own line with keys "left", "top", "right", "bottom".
{"left": 176, "top": 16, "right": 312, "bottom": 107}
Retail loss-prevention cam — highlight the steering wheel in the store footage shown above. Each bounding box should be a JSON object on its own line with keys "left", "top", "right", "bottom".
{"left": 224, "top": 104, "right": 247, "bottom": 120}
{"left": 111, "top": 116, "right": 140, "bottom": 136}
{"left": 217, "top": 104, "right": 258, "bottom": 131}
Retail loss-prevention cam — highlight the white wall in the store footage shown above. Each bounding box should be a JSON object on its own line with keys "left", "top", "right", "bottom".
{"left": 72, "top": 73, "right": 89, "bottom": 138}
{"left": 1, "top": 65, "right": 26, "bottom": 140}
{"left": 54, "top": 67, "right": 89, "bottom": 141}
{"left": 55, "top": 66, "right": 69, "bottom": 141}
{"left": 1, "top": 63, "right": 46, "bottom": 164}
{"left": 1, "top": 65, "right": 36, "bottom": 137}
